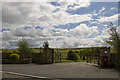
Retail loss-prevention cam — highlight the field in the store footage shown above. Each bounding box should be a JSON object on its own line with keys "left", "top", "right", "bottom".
{"left": 1, "top": 47, "right": 115, "bottom": 53}
{"left": 1, "top": 48, "right": 78, "bottom": 53}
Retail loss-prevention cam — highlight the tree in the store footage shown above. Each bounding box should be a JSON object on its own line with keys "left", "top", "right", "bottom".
{"left": 67, "top": 50, "right": 78, "bottom": 61}
{"left": 43, "top": 41, "right": 49, "bottom": 48}
{"left": 106, "top": 22, "right": 120, "bottom": 65}
{"left": 78, "top": 49, "right": 88, "bottom": 60}
{"left": 18, "top": 38, "right": 31, "bottom": 58}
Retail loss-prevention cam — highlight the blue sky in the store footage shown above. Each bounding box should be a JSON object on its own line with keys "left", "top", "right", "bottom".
{"left": 1, "top": 1, "right": 118, "bottom": 49}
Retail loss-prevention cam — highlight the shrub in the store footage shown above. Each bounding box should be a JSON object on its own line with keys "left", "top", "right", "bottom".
{"left": 67, "top": 50, "right": 78, "bottom": 61}
{"left": 10, "top": 53, "right": 19, "bottom": 60}
{"left": 18, "top": 38, "right": 32, "bottom": 58}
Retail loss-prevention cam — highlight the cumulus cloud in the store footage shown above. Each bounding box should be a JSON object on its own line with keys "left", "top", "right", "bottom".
{"left": 2, "top": 3, "right": 34, "bottom": 26}
{"left": 97, "top": 14, "right": 118, "bottom": 23}
{"left": 2, "top": 31, "right": 16, "bottom": 41}
{"left": 1, "top": 26, "right": 108, "bottom": 49}
{"left": 68, "top": 2, "right": 90, "bottom": 10}
{"left": 70, "top": 24, "right": 91, "bottom": 36}
{"left": 2, "top": 26, "right": 54, "bottom": 48}
{"left": 53, "top": 28, "right": 69, "bottom": 36}
{"left": 69, "top": 24, "right": 99, "bottom": 37}
{"left": 2, "top": 2, "right": 92, "bottom": 29}
{"left": 2, "top": 23, "right": 100, "bottom": 48}
{"left": 1, "top": 1, "right": 117, "bottom": 48}
{"left": 2, "top": 2, "right": 56, "bottom": 28}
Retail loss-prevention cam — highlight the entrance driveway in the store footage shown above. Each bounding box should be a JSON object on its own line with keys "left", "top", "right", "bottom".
{"left": 2, "top": 62, "right": 119, "bottom": 79}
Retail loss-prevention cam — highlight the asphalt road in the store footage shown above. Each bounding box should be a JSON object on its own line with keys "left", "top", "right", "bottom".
{"left": 2, "top": 62, "right": 119, "bottom": 79}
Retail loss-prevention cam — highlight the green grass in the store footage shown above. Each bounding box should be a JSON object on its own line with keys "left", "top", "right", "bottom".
{"left": 31, "top": 48, "right": 42, "bottom": 53}
{"left": 2, "top": 49, "right": 18, "bottom": 53}
{"left": 2, "top": 48, "right": 42, "bottom": 53}
{"left": 61, "top": 59, "right": 87, "bottom": 62}
{"left": 61, "top": 60, "right": 75, "bottom": 62}
{"left": 61, "top": 53, "right": 68, "bottom": 56}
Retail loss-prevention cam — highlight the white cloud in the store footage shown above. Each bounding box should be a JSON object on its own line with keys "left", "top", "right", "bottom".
{"left": 2, "top": 1, "right": 116, "bottom": 49}
{"left": 2, "top": 24, "right": 100, "bottom": 48}
{"left": 91, "top": 26, "right": 99, "bottom": 35}
{"left": 2, "top": 3, "right": 34, "bottom": 25}
{"left": 93, "top": 28, "right": 110, "bottom": 44}
{"left": 93, "top": 11, "right": 98, "bottom": 16}
{"left": 2, "top": 31, "right": 17, "bottom": 41}
{"left": 57, "top": 0, "right": 90, "bottom": 11}
{"left": 70, "top": 24, "right": 91, "bottom": 36}
{"left": 99, "top": 7, "right": 105, "bottom": 14}
{"left": 2, "top": 2, "right": 57, "bottom": 28}
{"left": 53, "top": 28, "right": 69, "bottom": 36}
{"left": 110, "top": 7, "right": 117, "bottom": 10}
{"left": 104, "top": 24, "right": 108, "bottom": 27}
{"left": 91, "top": 21, "right": 97, "bottom": 24}
{"left": 2, "top": 26, "right": 108, "bottom": 48}
{"left": 97, "top": 14, "right": 118, "bottom": 23}
{"left": 69, "top": 24, "right": 99, "bottom": 37}
{"left": 68, "top": 2, "right": 90, "bottom": 10}
{"left": 2, "top": 2, "right": 92, "bottom": 29}
{"left": 2, "top": 26, "right": 54, "bottom": 48}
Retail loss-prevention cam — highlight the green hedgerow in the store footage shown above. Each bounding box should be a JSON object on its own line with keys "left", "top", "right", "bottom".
{"left": 10, "top": 53, "right": 19, "bottom": 60}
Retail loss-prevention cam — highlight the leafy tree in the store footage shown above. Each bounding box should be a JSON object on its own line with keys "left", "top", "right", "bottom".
{"left": 79, "top": 47, "right": 99, "bottom": 62}
{"left": 43, "top": 41, "right": 49, "bottom": 48}
{"left": 18, "top": 38, "right": 31, "bottom": 58}
{"left": 79, "top": 49, "right": 87, "bottom": 60}
{"left": 67, "top": 50, "right": 78, "bottom": 61}
{"left": 106, "top": 22, "right": 120, "bottom": 64}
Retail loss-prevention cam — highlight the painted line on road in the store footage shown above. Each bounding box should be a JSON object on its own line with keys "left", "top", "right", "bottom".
{"left": 2, "top": 71, "right": 54, "bottom": 80}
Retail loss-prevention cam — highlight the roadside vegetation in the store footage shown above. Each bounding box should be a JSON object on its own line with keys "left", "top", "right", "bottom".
{"left": 106, "top": 22, "right": 120, "bottom": 69}
{"left": 2, "top": 46, "right": 106, "bottom": 63}
{"left": 18, "top": 38, "right": 32, "bottom": 59}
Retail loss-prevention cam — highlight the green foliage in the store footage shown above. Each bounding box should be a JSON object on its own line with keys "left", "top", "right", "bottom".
{"left": 43, "top": 41, "right": 49, "bottom": 48}
{"left": 18, "top": 38, "right": 32, "bottom": 58}
{"left": 106, "top": 22, "right": 120, "bottom": 65}
{"left": 10, "top": 53, "right": 19, "bottom": 60}
{"left": 106, "top": 22, "right": 120, "bottom": 53}
{"left": 79, "top": 49, "right": 89, "bottom": 57}
{"left": 67, "top": 50, "right": 78, "bottom": 61}
{"left": 78, "top": 48, "right": 98, "bottom": 58}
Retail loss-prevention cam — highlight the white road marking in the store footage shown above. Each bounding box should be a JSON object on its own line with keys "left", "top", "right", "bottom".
{"left": 2, "top": 71, "right": 53, "bottom": 80}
